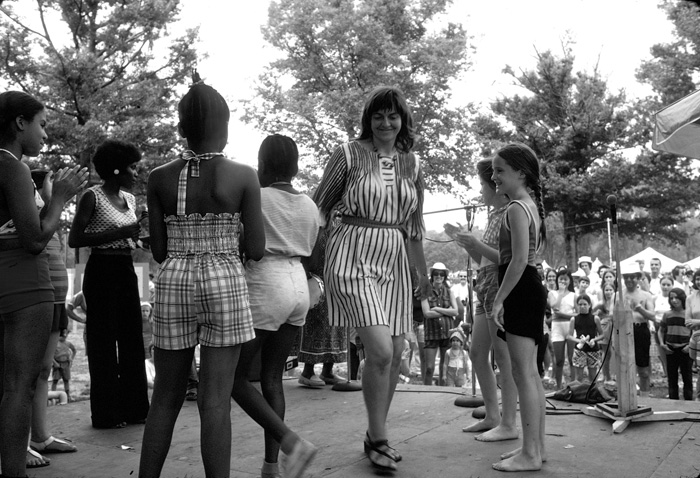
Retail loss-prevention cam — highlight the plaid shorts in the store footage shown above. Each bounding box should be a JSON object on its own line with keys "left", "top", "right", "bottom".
{"left": 152, "top": 253, "right": 255, "bottom": 350}
{"left": 572, "top": 348, "right": 602, "bottom": 368}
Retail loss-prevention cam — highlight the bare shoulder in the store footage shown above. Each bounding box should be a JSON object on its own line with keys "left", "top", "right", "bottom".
{"left": 217, "top": 159, "right": 258, "bottom": 187}
{"left": 0, "top": 155, "right": 29, "bottom": 182}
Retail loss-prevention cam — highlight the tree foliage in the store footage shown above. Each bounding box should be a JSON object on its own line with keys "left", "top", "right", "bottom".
{"left": 0, "top": 0, "right": 198, "bottom": 199}
{"left": 474, "top": 48, "right": 700, "bottom": 267}
{"left": 241, "top": 0, "right": 476, "bottom": 192}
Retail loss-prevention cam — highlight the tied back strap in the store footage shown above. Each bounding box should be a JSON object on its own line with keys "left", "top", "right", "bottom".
{"left": 180, "top": 150, "right": 223, "bottom": 178}
{"left": 177, "top": 151, "right": 224, "bottom": 215}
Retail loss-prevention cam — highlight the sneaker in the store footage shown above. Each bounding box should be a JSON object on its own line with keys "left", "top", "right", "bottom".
{"left": 281, "top": 438, "right": 317, "bottom": 478}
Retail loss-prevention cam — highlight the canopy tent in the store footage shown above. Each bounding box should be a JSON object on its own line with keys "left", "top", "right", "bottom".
{"left": 619, "top": 247, "right": 681, "bottom": 273}
{"left": 653, "top": 88, "right": 700, "bottom": 160}
{"left": 684, "top": 255, "right": 700, "bottom": 271}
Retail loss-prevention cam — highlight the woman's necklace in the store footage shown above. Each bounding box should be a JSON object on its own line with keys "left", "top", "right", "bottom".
{"left": 270, "top": 181, "right": 292, "bottom": 188}
{"left": 0, "top": 148, "right": 19, "bottom": 161}
{"left": 372, "top": 141, "right": 396, "bottom": 159}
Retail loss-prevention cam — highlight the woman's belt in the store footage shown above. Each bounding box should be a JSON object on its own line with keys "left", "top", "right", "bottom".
{"left": 341, "top": 215, "right": 405, "bottom": 236}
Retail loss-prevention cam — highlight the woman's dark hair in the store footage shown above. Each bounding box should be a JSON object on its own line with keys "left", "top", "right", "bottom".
{"left": 92, "top": 139, "right": 141, "bottom": 179}
{"left": 545, "top": 268, "right": 557, "bottom": 280}
{"left": 30, "top": 169, "right": 50, "bottom": 190}
{"left": 496, "top": 143, "right": 546, "bottom": 250}
{"left": 258, "top": 134, "right": 299, "bottom": 179}
{"left": 692, "top": 269, "right": 700, "bottom": 290}
{"left": 476, "top": 157, "right": 496, "bottom": 190}
{"left": 0, "top": 91, "right": 45, "bottom": 140}
{"left": 357, "top": 86, "right": 415, "bottom": 153}
{"left": 576, "top": 294, "right": 592, "bottom": 307}
{"left": 178, "top": 71, "right": 229, "bottom": 144}
{"left": 672, "top": 265, "right": 685, "bottom": 280}
{"left": 668, "top": 287, "right": 687, "bottom": 309}
{"left": 556, "top": 269, "right": 574, "bottom": 292}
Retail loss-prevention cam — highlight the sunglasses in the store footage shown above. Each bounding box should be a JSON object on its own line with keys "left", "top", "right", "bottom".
{"left": 459, "top": 276, "right": 467, "bottom": 279}
{"left": 433, "top": 273, "right": 447, "bottom": 278}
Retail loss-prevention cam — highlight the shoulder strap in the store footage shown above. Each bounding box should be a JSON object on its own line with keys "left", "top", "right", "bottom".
{"left": 176, "top": 163, "right": 189, "bottom": 216}
{"left": 508, "top": 200, "right": 535, "bottom": 226}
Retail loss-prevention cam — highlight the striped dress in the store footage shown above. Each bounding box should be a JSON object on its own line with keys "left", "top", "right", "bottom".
{"left": 315, "top": 141, "right": 425, "bottom": 336}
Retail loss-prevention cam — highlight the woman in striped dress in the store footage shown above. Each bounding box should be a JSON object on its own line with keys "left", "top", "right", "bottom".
{"left": 315, "top": 86, "right": 431, "bottom": 473}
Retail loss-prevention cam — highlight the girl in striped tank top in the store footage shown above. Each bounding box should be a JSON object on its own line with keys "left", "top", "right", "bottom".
{"left": 490, "top": 143, "right": 548, "bottom": 472}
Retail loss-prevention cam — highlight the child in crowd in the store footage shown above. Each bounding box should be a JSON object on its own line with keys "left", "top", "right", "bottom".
{"left": 568, "top": 295, "right": 603, "bottom": 383}
{"left": 52, "top": 333, "right": 76, "bottom": 401}
{"left": 443, "top": 329, "right": 469, "bottom": 387}
{"left": 593, "top": 283, "right": 616, "bottom": 383}
{"left": 690, "top": 328, "right": 700, "bottom": 400}
{"left": 659, "top": 288, "right": 693, "bottom": 400}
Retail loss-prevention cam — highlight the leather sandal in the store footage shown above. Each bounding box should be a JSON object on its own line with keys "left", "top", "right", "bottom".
{"left": 363, "top": 433, "right": 397, "bottom": 471}
{"left": 364, "top": 431, "right": 402, "bottom": 462}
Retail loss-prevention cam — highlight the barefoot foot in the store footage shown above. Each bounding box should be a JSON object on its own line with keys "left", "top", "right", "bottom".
{"left": 475, "top": 425, "right": 519, "bottom": 442}
{"left": 500, "top": 447, "right": 547, "bottom": 462}
{"left": 492, "top": 452, "right": 542, "bottom": 472}
{"left": 462, "top": 418, "right": 499, "bottom": 433}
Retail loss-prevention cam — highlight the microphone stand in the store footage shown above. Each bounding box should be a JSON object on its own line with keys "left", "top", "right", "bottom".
{"left": 455, "top": 204, "right": 485, "bottom": 409}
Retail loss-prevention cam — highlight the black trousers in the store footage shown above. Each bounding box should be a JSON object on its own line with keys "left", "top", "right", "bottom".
{"left": 83, "top": 254, "right": 149, "bottom": 427}
{"left": 666, "top": 347, "right": 693, "bottom": 400}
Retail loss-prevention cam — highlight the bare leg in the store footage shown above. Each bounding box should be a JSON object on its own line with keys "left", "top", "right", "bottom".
{"left": 438, "top": 345, "right": 448, "bottom": 386}
{"left": 565, "top": 339, "right": 576, "bottom": 382}
{"left": 423, "top": 347, "right": 437, "bottom": 385}
{"left": 355, "top": 325, "right": 399, "bottom": 470}
{"left": 0, "top": 303, "right": 53, "bottom": 478}
{"left": 552, "top": 341, "right": 566, "bottom": 389}
{"left": 493, "top": 334, "right": 544, "bottom": 472}
{"left": 464, "top": 311, "right": 500, "bottom": 433}
{"left": 259, "top": 325, "right": 301, "bottom": 463}
{"left": 198, "top": 345, "right": 243, "bottom": 478}
{"left": 31, "top": 330, "right": 63, "bottom": 446}
{"left": 476, "top": 319, "right": 519, "bottom": 442}
{"left": 138, "top": 347, "right": 195, "bottom": 478}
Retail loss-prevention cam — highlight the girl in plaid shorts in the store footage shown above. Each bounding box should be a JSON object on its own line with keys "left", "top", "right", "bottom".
{"left": 139, "top": 72, "right": 265, "bottom": 478}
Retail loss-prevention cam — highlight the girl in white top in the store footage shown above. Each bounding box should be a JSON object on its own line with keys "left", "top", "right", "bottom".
{"left": 230, "top": 134, "right": 319, "bottom": 478}
{"left": 653, "top": 276, "right": 674, "bottom": 378}
{"left": 548, "top": 270, "right": 576, "bottom": 389}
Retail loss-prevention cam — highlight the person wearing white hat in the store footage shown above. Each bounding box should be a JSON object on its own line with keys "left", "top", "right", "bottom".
{"left": 421, "top": 262, "right": 459, "bottom": 386}
{"left": 578, "top": 255, "right": 600, "bottom": 290}
{"left": 443, "top": 328, "right": 469, "bottom": 387}
{"left": 620, "top": 264, "right": 655, "bottom": 397}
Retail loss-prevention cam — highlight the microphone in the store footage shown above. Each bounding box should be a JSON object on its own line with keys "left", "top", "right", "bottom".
{"left": 606, "top": 194, "right": 617, "bottom": 225}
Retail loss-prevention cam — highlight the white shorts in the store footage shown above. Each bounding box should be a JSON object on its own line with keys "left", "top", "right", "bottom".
{"left": 246, "top": 255, "right": 309, "bottom": 331}
{"left": 550, "top": 320, "right": 570, "bottom": 342}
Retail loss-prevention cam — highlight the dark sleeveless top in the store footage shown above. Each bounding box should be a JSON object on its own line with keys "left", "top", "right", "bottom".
{"left": 498, "top": 200, "right": 538, "bottom": 266}
{"left": 573, "top": 313, "right": 600, "bottom": 352}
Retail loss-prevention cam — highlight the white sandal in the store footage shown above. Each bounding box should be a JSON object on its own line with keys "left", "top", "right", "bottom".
{"left": 30, "top": 436, "right": 77, "bottom": 453}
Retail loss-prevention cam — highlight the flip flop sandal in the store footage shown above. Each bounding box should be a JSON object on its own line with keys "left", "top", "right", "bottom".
{"left": 30, "top": 436, "right": 77, "bottom": 453}
{"left": 26, "top": 447, "right": 50, "bottom": 468}
{"left": 364, "top": 431, "right": 402, "bottom": 462}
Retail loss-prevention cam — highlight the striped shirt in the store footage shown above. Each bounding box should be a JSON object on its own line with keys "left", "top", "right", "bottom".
{"left": 660, "top": 310, "right": 691, "bottom": 348}
{"left": 260, "top": 188, "right": 320, "bottom": 256}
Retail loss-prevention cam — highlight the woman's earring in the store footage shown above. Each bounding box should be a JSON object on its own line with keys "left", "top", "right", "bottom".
{"left": 114, "top": 169, "right": 120, "bottom": 175}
